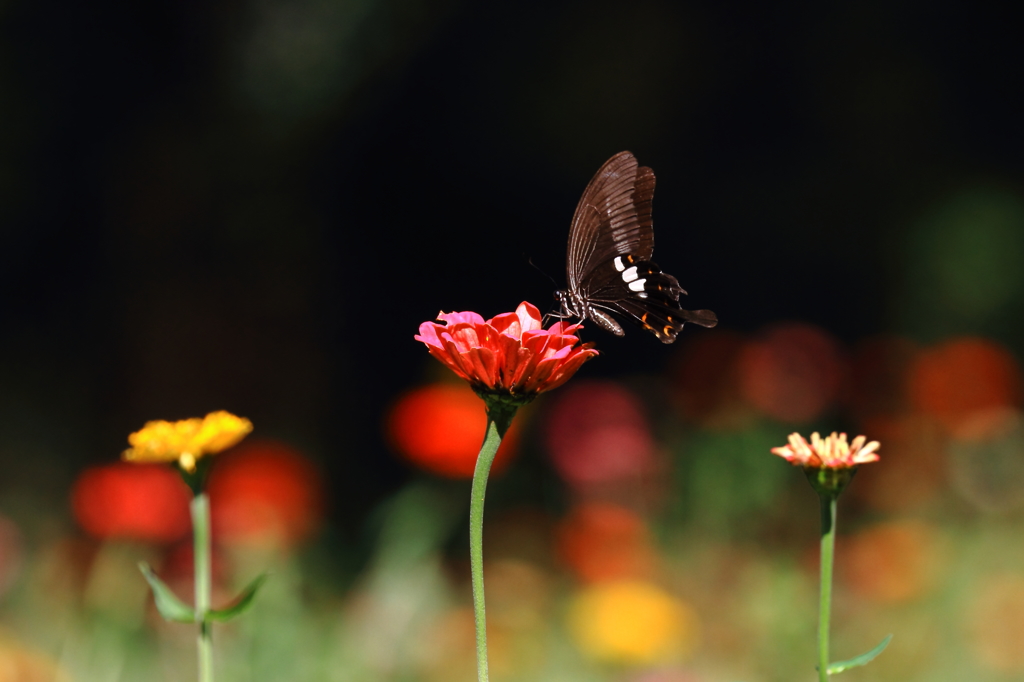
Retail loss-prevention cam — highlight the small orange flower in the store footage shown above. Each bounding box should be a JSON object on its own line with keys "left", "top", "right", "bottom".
{"left": 771, "top": 431, "right": 880, "bottom": 469}
{"left": 415, "top": 301, "right": 598, "bottom": 398}
{"left": 122, "top": 411, "right": 253, "bottom": 472}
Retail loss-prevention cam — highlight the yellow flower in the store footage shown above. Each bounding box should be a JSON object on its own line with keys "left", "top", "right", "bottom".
{"left": 122, "top": 411, "right": 253, "bottom": 472}
{"left": 566, "top": 580, "right": 698, "bottom": 665}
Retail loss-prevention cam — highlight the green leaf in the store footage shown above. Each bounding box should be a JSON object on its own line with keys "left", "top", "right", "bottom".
{"left": 827, "top": 634, "right": 893, "bottom": 674}
{"left": 138, "top": 562, "right": 196, "bottom": 623}
{"left": 206, "top": 573, "right": 270, "bottom": 622}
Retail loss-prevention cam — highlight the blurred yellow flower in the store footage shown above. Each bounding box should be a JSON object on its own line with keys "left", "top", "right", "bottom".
{"left": 122, "top": 411, "right": 253, "bottom": 472}
{"left": 567, "top": 580, "right": 698, "bottom": 665}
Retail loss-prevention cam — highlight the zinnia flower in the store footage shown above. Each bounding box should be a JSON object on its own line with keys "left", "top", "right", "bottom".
{"left": 415, "top": 301, "right": 598, "bottom": 399}
{"left": 123, "top": 410, "right": 253, "bottom": 473}
{"left": 771, "top": 431, "right": 880, "bottom": 469}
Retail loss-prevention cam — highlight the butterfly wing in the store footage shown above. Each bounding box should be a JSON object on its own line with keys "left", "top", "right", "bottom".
{"left": 583, "top": 258, "right": 719, "bottom": 343}
{"left": 566, "top": 151, "right": 655, "bottom": 290}
{"left": 563, "top": 150, "right": 717, "bottom": 342}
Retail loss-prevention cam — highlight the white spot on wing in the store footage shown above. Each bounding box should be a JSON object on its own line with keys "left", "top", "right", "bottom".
{"left": 628, "top": 278, "right": 647, "bottom": 292}
{"left": 613, "top": 256, "right": 625, "bottom": 272}
{"left": 622, "top": 266, "right": 639, "bottom": 282}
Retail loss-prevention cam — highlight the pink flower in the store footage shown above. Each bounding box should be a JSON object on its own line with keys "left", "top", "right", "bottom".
{"left": 771, "top": 431, "right": 880, "bottom": 469}
{"left": 415, "top": 301, "right": 599, "bottom": 398}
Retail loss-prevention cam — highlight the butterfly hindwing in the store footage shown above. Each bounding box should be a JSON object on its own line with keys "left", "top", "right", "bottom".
{"left": 583, "top": 255, "right": 717, "bottom": 343}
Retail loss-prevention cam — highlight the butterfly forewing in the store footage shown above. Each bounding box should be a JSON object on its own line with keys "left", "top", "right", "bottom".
{"left": 567, "top": 152, "right": 655, "bottom": 289}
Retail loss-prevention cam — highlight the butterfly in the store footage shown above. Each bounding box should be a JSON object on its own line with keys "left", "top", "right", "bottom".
{"left": 553, "top": 151, "right": 718, "bottom": 343}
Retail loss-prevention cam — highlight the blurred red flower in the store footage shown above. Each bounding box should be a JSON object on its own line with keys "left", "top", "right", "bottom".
{"left": 738, "top": 323, "right": 845, "bottom": 423}
{"left": 71, "top": 463, "right": 191, "bottom": 542}
{"left": 845, "top": 335, "right": 920, "bottom": 420}
{"left": 908, "top": 336, "right": 1022, "bottom": 432}
{"left": 388, "top": 383, "right": 521, "bottom": 478}
{"left": 544, "top": 381, "right": 656, "bottom": 486}
{"left": 671, "top": 330, "right": 752, "bottom": 429}
{"left": 415, "top": 301, "right": 598, "bottom": 398}
{"left": 207, "top": 440, "right": 324, "bottom": 548}
{"left": 771, "top": 431, "right": 880, "bottom": 469}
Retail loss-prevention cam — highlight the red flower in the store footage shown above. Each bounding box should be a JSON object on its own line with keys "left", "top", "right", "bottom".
{"left": 415, "top": 301, "right": 598, "bottom": 397}
{"left": 71, "top": 463, "right": 192, "bottom": 543}
{"left": 208, "top": 440, "right": 325, "bottom": 548}
{"left": 771, "top": 431, "right": 881, "bottom": 469}
{"left": 387, "top": 383, "right": 521, "bottom": 478}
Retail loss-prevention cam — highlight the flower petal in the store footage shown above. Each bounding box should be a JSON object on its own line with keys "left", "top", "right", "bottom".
{"left": 439, "top": 338, "right": 479, "bottom": 381}
{"left": 414, "top": 322, "right": 446, "bottom": 349}
{"left": 489, "top": 312, "right": 523, "bottom": 339}
{"left": 771, "top": 431, "right": 881, "bottom": 470}
{"left": 537, "top": 346, "right": 599, "bottom": 392}
{"left": 449, "top": 324, "right": 483, "bottom": 352}
{"left": 495, "top": 332, "right": 527, "bottom": 386}
{"left": 437, "top": 310, "right": 485, "bottom": 326}
{"left": 464, "top": 346, "right": 499, "bottom": 389}
{"left": 426, "top": 345, "right": 472, "bottom": 381}
{"left": 515, "top": 302, "right": 543, "bottom": 332}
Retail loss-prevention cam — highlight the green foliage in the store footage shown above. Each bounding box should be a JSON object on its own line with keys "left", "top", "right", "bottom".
{"left": 207, "top": 573, "right": 270, "bottom": 622}
{"left": 827, "top": 634, "right": 893, "bottom": 674}
{"left": 138, "top": 562, "right": 195, "bottom": 623}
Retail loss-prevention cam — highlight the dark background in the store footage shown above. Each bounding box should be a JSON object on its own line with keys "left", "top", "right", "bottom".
{"left": 1, "top": 0, "right": 1022, "bottom": 529}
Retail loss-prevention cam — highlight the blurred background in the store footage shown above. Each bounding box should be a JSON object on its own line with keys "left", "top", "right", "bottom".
{"left": 3, "top": 0, "right": 1024, "bottom": 680}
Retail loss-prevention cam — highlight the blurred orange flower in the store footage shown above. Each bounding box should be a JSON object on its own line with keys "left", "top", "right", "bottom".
{"left": 388, "top": 383, "right": 520, "bottom": 478}
{"left": 122, "top": 410, "right": 253, "bottom": 472}
{"left": 556, "top": 503, "right": 657, "bottom": 583}
{"left": 0, "top": 637, "right": 72, "bottom": 682}
{"left": 771, "top": 431, "right": 880, "bottom": 469}
{"left": 71, "top": 462, "right": 191, "bottom": 542}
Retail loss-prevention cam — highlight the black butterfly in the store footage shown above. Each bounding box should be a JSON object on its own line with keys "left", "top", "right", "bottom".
{"left": 553, "top": 151, "right": 718, "bottom": 343}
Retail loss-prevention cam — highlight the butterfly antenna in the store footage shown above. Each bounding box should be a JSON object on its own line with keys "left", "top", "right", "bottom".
{"left": 524, "top": 253, "right": 566, "bottom": 327}
{"left": 523, "top": 253, "right": 560, "bottom": 287}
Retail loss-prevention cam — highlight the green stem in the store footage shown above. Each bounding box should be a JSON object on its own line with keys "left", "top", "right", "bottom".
{"left": 192, "top": 493, "right": 214, "bottom": 682}
{"left": 818, "top": 493, "right": 837, "bottom": 682}
{"left": 469, "top": 400, "right": 519, "bottom": 682}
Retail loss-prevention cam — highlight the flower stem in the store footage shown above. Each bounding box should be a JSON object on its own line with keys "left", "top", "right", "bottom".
{"left": 817, "top": 492, "right": 838, "bottom": 682}
{"left": 192, "top": 493, "right": 214, "bottom": 682}
{"left": 469, "top": 400, "right": 518, "bottom": 682}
